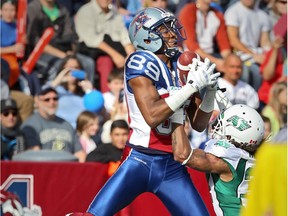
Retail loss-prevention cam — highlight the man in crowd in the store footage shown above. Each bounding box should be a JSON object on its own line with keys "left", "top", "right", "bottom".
{"left": 21, "top": 87, "right": 85, "bottom": 161}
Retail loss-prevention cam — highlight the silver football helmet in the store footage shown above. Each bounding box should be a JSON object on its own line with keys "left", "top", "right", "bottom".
{"left": 128, "top": 7, "right": 186, "bottom": 57}
{"left": 211, "top": 104, "right": 265, "bottom": 152}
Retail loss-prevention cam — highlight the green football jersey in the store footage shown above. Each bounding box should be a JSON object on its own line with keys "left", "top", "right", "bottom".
{"left": 204, "top": 139, "right": 255, "bottom": 216}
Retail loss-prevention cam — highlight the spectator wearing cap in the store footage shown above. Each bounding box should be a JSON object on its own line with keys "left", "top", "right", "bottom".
{"left": 20, "top": 87, "right": 86, "bottom": 162}
{"left": 1, "top": 98, "right": 25, "bottom": 160}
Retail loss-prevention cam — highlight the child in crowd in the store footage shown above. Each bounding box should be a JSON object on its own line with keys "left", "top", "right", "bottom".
{"left": 1, "top": 0, "right": 40, "bottom": 95}
{"left": 76, "top": 111, "right": 99, "bottom": 156}
{"left": 262, "top": 114, "right": 272, "bottom": 142}
{"left": 0, "top": 0, "right": 23, "bottom": 88}
{"left": 101, "top": 68, "right": 128, "bottom": 144}
{"left": 103, "top": 68, "right": 125, "bottom": 114}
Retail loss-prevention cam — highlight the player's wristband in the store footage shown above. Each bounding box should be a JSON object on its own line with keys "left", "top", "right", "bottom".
{"left": 165, "top": 84, "right": 197, "bottom": 112}
{"left": 182, "top": 148, "right": 194, "bottom": 166}
{"left": 199, "top": 88, "right": 216, "bottom": 113}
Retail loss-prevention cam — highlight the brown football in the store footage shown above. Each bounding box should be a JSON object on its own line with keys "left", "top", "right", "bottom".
{"left": 177, "top": 51, "right": 199, "bottom": 85}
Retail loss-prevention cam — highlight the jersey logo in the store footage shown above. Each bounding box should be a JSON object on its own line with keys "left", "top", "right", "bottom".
{"left": 227, "top": 115, "right": 251, "bottom": 131}
{"left": 132, "top": 11, "right": 151, "bottom": 37}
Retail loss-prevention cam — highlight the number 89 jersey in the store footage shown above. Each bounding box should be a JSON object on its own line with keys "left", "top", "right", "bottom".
{"left": 124, "top": 50, "right": 182, "bottom": 153}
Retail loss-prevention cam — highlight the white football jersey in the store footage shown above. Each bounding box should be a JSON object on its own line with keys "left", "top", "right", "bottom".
{"left": 124, "top": 50, "right": 185, "bottom": 153}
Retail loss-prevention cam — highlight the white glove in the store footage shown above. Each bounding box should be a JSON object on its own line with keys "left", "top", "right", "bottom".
{"left": 170, "top": 107, "right": 185, "bottom": 124}
{"left": 187, "top": 58, "right": 220, "bottom": 91}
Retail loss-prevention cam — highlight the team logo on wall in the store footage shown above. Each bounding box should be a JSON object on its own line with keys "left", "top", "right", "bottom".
{"left": 0, "top": 174, "right": 42, "bottom": 216}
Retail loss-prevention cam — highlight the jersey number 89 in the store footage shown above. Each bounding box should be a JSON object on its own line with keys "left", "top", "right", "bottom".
{"left": 127, "top": 54, "right": 161, "bottom": 82}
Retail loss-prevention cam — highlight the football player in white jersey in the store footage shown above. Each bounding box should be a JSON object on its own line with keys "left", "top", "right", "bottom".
{"left": 77, "top": 7, "right": 220, "bottom": 216}
{"left": 171, "top": 104, "right": 265, "bottom": 216}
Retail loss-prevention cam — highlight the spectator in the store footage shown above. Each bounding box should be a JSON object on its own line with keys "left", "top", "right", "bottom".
{"left": 103, "top": 68, "right": 124, "bottom": 114}
{"left": 26, "top": 0, "right": 95, "bottom": 85}
{"left": 224, "top": 0, "right": 271, "bottom": 91}
{"left": 258, "top": 36, "right": 287, "bottom": 110}
{"left": 20, "top": 87, "right": 86, "bottom": 162}
{"left": 1, "top": 0, "right": 41, "bottom": 95}
{"left": 9, "top": 90, "right": 34, "bottom": 123}
{"left": 216, "top": 53, "right": 259, "bottom": 110}
{"left": 101, "top": 88, "right": 128, "bottom": 144}
{"left": 49, "top": 55, "right": 103, "bottom": 128}
{"left": 261, "top": 81, "right": 287, "bottom": 137}
{"left": 75, "top": 0, "right": 135, "bottom": 92}
{"left": 178, "top": 0, "right": 231, "bottom": 72}
{"left": 1, "top": 78, "right": 34, "bottom": 124}
{"left": 266, "top": 0, "right": 287, "bottom": 40}
{"left": 86, "top": 119, "right": 129, "bottom": 164}
{"left": 76, "top": 111, "right": 99, "bottom": 158}
{"left": 1, "top": 98, "right": 25, "bottom": 160}
{"left": 261, "top": 114, "right": 272, "bottom": 142}
{"left": 0, "top": 0, "right": 23, "bottom": 88}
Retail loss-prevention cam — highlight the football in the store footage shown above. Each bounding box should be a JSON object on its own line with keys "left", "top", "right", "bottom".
{"left": 177, "top": 51, "right": 200, "bottom": 85}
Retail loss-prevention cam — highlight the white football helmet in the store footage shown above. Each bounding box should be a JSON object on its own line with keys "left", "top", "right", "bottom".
{"left": 211, "top": 104, "right": 265, "bottom": 151}
{"left": 128, "top": 7, "right": 186, "bottom": 57}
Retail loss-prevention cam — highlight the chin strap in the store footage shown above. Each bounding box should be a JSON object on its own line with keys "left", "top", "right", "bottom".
{"left": 164, "top": 47, "right": 179, "bottom": 58}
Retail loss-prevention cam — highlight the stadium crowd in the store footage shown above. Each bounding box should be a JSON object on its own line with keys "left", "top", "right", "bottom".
{"left": 0, "top": 0, "right": 287, "bottom": 215}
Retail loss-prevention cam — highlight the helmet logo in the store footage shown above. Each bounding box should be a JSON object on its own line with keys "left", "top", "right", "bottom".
{"left": 227, "top": 115, "right": 251, "bottom": 131}
{"left": 132, "top": 11, "right": 151, "bottom": 37}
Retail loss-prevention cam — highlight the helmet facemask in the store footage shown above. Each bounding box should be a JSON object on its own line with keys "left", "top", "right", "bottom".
{"left": 151, "top": 19, "right": 186, "bottom": 57}
{"left": 210, "top": 113, "right": 225, "bottom": 140}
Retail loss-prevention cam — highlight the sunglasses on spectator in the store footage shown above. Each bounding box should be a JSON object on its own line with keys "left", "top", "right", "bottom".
{"left": 2, "top": 110, "right": 18, "bottom": 117}
{"left": 41, "top": 97, "right": 59, "bottom": 102}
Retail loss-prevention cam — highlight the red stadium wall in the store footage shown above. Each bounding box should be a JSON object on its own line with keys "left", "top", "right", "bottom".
{"left": 1, "top": 161, "right": 215, "bottom": 216}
